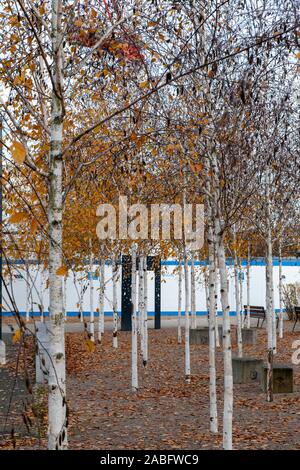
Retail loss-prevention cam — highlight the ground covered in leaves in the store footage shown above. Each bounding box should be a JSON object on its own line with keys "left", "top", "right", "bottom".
{"left": 1, "top": 323, "right": 300, "bottom": 450}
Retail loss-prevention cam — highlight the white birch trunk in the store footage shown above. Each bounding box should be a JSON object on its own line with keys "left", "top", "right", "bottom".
{"left": 239, "top": 263, "right": 243, "bottom": 330}
{"left": 204, "top": 267, "right": 209, "bottom": 314}
{"left": 25, "top": 261, "right": 30, "bottom": 323}
{"left": 79, "top": 275, "right": 83, "bottom": 323}
{"left": 208, "top": 215, "right": 218, "bottom": 433}
{"left": 48, "top": 0, "right": 67, "bottom": 450}
{"left": 278, "top": 240, "right": 284, "bottom": 339}
{"left": 89, "top": 248, "right": 95, "bottom": 342}
{"left": 98, "top": 259, "right": 105, "bottom": 343}
{"left": 184, "top": 255, "right": 191, "bottom": 383}
{"left": 266, "top": 170, "right": 275, "bottom": 400}
{"left": 138, "top": 255, "right": 143, "bottom": 335}
{"left": 233, "top": 233, "right": 242, "bottom": 358}
{"left": 139, "top": 255, "right": 145, "bottom": 358}
{"left": 217, "top": 234, "right": 233, "bottom": 450}
{"left": 143, "top": 255, "right": 148, "bottom": 366}
{"left": 246, "top": 244, "right": 251, "bottom": 328}
{"left": 112, "top": 257, "right": 118, "bottom": 348}
{"left": 131, "top": 247, "right": 138, "bottom": 391}
{"left": 214, "top": 257, "right": 220, "bottom": 348}
{"left": 177, "top": 261, "right": 182, "bottom": 344}
{"left": 191, "top": 255, "right": 196, "bottom": 329}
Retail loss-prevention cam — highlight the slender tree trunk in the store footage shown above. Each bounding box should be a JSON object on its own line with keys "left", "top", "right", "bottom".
{"left": 79, "top": 275, "right": 83, "bottom": 323}
{"left": 25, "top": 261, "right": 30, "bottom": 322}
{"left": 208, "top": 216, "right": 218, "bottom": 433}
{"left": 191, "top": 255, "right": 196, "bottom": 329}
{"left": 246, "top": 243, "right": 251, "bottom": 328}
{"left": 204, "top": 266, "right": 209, "bottom": 316}
{"left": 112, "top": 257, "right": 118, "bottom": 348}
{"left": 48, "top": 0, "right": 67, "bottom": 449}
{"left": 233, "top": 232, "right": 242, "bottom": 357}
{"left": 138, "top": 254, "right": 145, "bottom": 358}
{"left": 143, "top": 255, "right": 148, "bottom": 366}
{"left": 138, "top": 254, "right": 143, "bottom": 335}
{"left": 89, "top": 247, "right": 95, "bottom": 342}
{"left": 278, "top": 239, "right": 284, "bottom": 339}
{"left": 177, "top": 260, "right": 182, "bottom": 344}
{"left": 267, "top": 348, "right": 274, "bottom": 403}
{"left": 98, "top": 258, "right": 105, "bottom": 343}
{"left": 214, "top": 252, "right": 220, "bottom": 348}
{"left": 239, "top": 262, "right": 243, "bottom": 330}
{"left": 266, "top": 171, "right": 274, "bottom": 401}
{"left": 215, "top": 210, "right": 233, "bottom": 450}
{"left": 184, "top": 254, "right": 191, "bottom": 383}
{"left": 131, "top": 247, "right": 138, "bottom": 391}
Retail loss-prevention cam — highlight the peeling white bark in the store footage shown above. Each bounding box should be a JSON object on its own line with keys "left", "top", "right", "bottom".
{"left": 278, "top": 240, "right": 284, "bottom": 339}
{"left": 112, "top": 257, "right": 118, "bottom": 348}
{"left": 139, "top": 255, "right": 145, "bottom": 357}
{"left": 184, "top": 254, "right": 191, "bottom": 383}
{"left": 98, "top": 259, "right": 105, "bottom": 342}
{"left": 246, "top": 244, "right": 251, "bottom": 329}
{"left": 48, "top": 0, "right": 67, "bottom": 450}
{"left": 208, "top": 216, "right": 218, "bottom": 433}
{"left": 218, "top": 234, "right": 233, "bottom": 450}
{"left": 233, "top": 234, "right": 242, "bottom": 358}
{"left": 89, "top": 248, "right": 95, "bottom": 342}
{"left": 177, "top": 261, "right": 182, "bottom": 344}
{"left": 143, "top": 255, "right": 148, "bottom": 366}
{"left": 131, "top": 247, "right": 138, "bottom": 391}
{"left": 25, "top": 261, "right": 30, "bottom": 323}
{"left": 191, "top": 255, "right": 196, "bottom": 329}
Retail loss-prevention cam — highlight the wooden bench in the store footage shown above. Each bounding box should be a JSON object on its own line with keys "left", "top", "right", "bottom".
{"left": 292, "top": 306, "right": 300, "bottom": 332}
{"left": 244, "top": 305, "right": 279, "bottom": 329}
{"left": 244, "top": 306, "right": 266, "bottom": 328}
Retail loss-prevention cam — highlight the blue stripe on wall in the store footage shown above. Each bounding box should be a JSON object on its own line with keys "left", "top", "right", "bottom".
{"left": 3, "top": 309, "right": 284, "bottom": 317}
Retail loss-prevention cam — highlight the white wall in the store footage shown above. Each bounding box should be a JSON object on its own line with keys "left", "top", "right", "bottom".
{"left": 3, "top": 260, "right": 300, "bottom": 316}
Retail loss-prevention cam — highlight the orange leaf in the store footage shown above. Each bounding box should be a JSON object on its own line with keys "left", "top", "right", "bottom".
{"left": 9, "top": 212, "right": 28, "bottom": 223}
{"left": 56, "top": 265, "right": 68, "bottom": 276}
{"left": 85, "top": 339, "right": 95, "bottom": 352}
{"left": 11, "top": 140, "right": 26, "bottom": 164}
{"left": 12, "top": 329, "right": 21, "bottom": 343}
{"left": 30, "top": 218, "right": 38, "bottom": 234}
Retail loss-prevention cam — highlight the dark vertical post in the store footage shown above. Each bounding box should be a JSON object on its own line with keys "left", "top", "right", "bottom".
{"left": 0, "top": 118, "right": 3, "bottom": 341}
{"left": 121, "top": 255, "right": 132, "bottom": 331}
{"left": 154, "top": 259, "right": 161, "bottom": 329}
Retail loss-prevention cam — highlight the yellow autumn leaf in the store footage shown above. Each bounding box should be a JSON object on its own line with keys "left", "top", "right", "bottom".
{"left": 12, "top": 329, "right": 21, "bottom": 343}
{"left": 85, "top": 339, "right": 95, "bottom": 352}
{"left": 139, "top": 81, "right": 148, "bottom": 88}
{"left": 11, "top": 140, "right": 26, "bottom": 164}
{"left": 30, "top": 218, "right": 38, "bottom": 234}
{"left": 56, "top": 265, "right": 68, "bottom": 276}
{"left": 9, "top": 212, "right": 28, "bottom": 223}
{"left": 295, "top": 52, "right": 300, "bottom": 59}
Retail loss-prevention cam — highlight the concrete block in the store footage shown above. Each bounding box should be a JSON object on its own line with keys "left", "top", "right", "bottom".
{"left": 236, "top": 328, "right": 257, "bottom": 345}
{"left": 262, "top": 364, "right": 293, "bottom": 393}
{"left": 190, "top": 326, "right": 222, "bottom": 345}
{"left": 232, "top": 357, "right": 263, "bottom": 384}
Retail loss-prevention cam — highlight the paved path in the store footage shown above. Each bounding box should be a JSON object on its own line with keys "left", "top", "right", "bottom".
{"left": 2, "top": 316, "right": 300, "bottom": 334}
